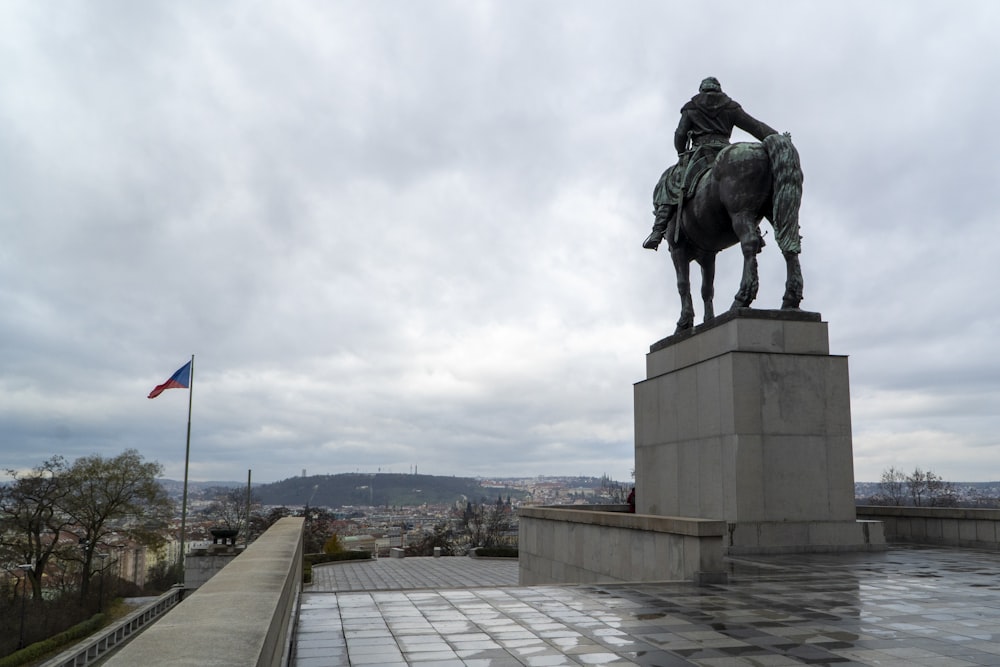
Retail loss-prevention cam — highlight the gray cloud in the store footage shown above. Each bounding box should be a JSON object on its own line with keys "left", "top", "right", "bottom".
{"left": 2, "top": 1, "right": 1000, "bottom": 484}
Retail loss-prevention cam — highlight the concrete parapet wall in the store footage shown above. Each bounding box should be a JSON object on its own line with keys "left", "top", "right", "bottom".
{"left": 519, "top": 506, "right": 726, "bottom": 585}
{"left": 104, "top": 517, "right": 304, "bottom": 667}
{"left": 857, "top": 506, "right": 1000, "bottom": 550}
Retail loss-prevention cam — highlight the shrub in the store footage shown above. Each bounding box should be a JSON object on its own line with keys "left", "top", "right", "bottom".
{"left": 0, "top": 613, "right": 106, "bottom": 667}
{"left": 472, "top": 546, "right": 518, "bottom": 558}
{"left": 323, "top": 535, "right": 344, "bottom": 555}
{"left": 305, "top": 551, "right": 371, "bottom": 566}
{"left": 302, "top": 550, "right": 371, "bottom": 584}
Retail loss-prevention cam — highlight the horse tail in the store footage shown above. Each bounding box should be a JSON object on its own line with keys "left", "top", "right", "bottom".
{"left": 763, "top": 132, "right": 803, "bottom": 255}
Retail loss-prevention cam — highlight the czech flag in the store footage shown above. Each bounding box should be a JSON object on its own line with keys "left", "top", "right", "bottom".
{"left": 148, "top": 361, "right": 191, "bottom": 399}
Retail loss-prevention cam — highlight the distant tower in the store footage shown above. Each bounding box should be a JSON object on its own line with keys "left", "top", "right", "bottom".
{"left": 415, "top": 465, "right": 418, "bottom": 475}
{"left": 302, "top": 469, "right": 306, "bottom": 477}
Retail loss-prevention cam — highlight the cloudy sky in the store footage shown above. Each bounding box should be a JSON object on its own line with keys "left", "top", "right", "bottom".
{"left": 2, "top": 1, "right": 999, "bottom": 486}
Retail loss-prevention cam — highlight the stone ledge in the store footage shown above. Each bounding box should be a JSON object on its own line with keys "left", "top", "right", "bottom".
{"left": 519, "top": 506, "right": 726, "bottom": 537}
{"left": 651, "top": 308, "right": 822, "bottom": 352}
{"left": 644, "top": 309, "right": 833, "bottom": 380}
{"left": 103, "top": 517, "right": 304, "bottom": 667}
{"left": 857, "top": 506, "right": 1000, "bottom": 550}
{"left": 519, "top": 508, "right": 727, "bottom": 585}
{"left": 857, "top": 505, "right": 1000, "bottom": 521}
{"left": 726, "top": 519, "right": 885, "bottom": 555}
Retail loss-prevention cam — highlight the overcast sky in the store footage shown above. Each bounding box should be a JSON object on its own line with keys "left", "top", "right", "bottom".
{"left": 2, "top": 1, "right": 999, "bottom": 486}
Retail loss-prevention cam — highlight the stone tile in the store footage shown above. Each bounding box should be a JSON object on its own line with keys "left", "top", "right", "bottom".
{"left": 402, "top": 649, "right": 462, "bottom": 662}
{"left": 462, "top": 659, "right": 526, "bottom": 667}
{"left": 348, "top": 650, "right": 406, "bottom": 664}
{"left": 293, "top": 656, "right": 349, "bottom": 667}
{"left": 293, "top": 546, "right": 1000, "bottom": 667}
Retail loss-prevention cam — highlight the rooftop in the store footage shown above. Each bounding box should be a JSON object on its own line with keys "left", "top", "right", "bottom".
{"left": 295, "top": 546, "right": 1000, "bottom": 666}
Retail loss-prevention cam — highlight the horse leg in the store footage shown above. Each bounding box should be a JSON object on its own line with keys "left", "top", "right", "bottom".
{"left": 729, "top": 214, "right": 762, "bottom": 309}
{"left": 781, "top": 251, "right": 803, "bottom": 310}
{"left": 671, "top": 245, "right": 695, "bottom": 333}
{"left": 699, "top": 253, "right": 716, "bottom": 323}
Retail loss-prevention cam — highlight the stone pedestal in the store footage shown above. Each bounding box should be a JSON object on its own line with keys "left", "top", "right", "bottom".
{"left": 634, "top": 309, "right": 883, "bottom": 554}
{"left": 184, "top": 545, "right": 242, "bottom": 589}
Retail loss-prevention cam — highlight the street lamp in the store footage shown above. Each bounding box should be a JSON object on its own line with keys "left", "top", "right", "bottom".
{"left": 116, "top": 545, "right": 126, "bottom": 597}
{"left": 17, "top": 563, "right": 32, "bottom": 650}
{"left": 96, "top": 553, "right": 109, "bottom": 613}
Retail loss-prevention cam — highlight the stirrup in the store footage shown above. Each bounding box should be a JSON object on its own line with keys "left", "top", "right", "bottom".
{"left": 643, "top": 231, "right": 663, "bottom": 250}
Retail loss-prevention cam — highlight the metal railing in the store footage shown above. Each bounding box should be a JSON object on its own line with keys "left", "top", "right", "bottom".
{"left": 40, "top": 585, "right": 184, "bottom": 667}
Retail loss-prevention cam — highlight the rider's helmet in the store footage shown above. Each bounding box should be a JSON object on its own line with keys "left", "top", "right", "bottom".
{"left": 699, "top": 77, "right": 722, "bottom": 93}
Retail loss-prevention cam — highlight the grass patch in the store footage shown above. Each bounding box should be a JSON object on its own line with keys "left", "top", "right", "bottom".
{"left": 0, "top": 613, "right": 106, "bottom": 667}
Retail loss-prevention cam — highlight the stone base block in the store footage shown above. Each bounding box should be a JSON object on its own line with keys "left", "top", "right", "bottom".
{"left": 635, "top": 310, "right": 878, "bottom": 557}
{"left": 184, "top": 551, "right": 241, "bottom": 589}
{"left": 727, "top": 519, "right": 885, "bottom": 555}
{"left": 518, "top": 507, "right": 727, "bottom": 585}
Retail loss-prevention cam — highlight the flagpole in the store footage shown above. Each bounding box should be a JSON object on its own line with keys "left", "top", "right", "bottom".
{"left": 178, "top": 354, "right": 195, "bottom": 586}
{"left": 245, "top": 469, "right": 252, "bottom": 549}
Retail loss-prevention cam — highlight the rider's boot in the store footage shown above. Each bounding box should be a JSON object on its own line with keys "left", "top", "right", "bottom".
{"left": 643, "top": 204, "right": 676, "bottom": 251}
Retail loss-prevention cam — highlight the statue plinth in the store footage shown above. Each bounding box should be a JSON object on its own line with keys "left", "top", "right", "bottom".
{"left": 634, "top": 309, "right": 884, "bottom": 554}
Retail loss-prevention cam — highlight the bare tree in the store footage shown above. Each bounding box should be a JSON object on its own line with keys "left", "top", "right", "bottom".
{"left": 872, "top": 466, "right": 957, "bottom": 507}
{"left": 461, "top": 501, "right": 486, "bottom": 547}
{"left": 460, "top": 498, "right": 511, "bottom": 548}
{"left": 59, "top": 449, "right": 173, "bottom": 600}
{"left": 0, "top": 457, "right": 75, "bottom": 600}
{"left": 204, "top": 487, "right": 261, "bottom": 542}
{"left": 406, "top": 522, "right": 456, "bottom": 556}
{"left": 873, "top": 466, "right": 907, "bottom": 505}
{"left": 302, "top": 507, "right": 339, "bottom": 554}
{"left": 905, "top": 467, "right": 931, "bottom": 506}
{"left": 923, "top": 469, "right": 957, "bottom": 507}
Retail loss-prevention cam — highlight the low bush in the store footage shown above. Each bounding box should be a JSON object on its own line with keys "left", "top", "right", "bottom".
{"left": 305, "top": 551, "right": 371, "bottom": 566}
{"left": 0, "top": 613, "right": 105, "bottom": 667}
{"left": 472, "top": 546, "right": 518, "bottom": 558}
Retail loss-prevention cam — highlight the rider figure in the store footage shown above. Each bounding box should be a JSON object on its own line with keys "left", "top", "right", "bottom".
{"left": 643, "top": 77, "right": 779, "bottom": 251}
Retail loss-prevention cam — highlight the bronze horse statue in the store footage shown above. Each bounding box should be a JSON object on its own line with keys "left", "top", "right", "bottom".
{"left": 666, "top": 132, "right": 803, "bottom": 334}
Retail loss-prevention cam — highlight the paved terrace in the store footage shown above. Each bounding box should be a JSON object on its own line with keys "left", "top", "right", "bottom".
{"left": 295, "top": 546, "right": 1000, "bottom": 666}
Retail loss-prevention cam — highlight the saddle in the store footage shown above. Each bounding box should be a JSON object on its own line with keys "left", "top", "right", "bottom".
{"left": 653, "top": 145, "right": 722, "bottom": 208}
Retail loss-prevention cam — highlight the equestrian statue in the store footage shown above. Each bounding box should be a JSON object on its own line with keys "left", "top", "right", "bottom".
{"left": 643, "top": 77, "right": 803, "bottom": 334}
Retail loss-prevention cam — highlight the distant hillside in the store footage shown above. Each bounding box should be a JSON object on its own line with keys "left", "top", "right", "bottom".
{"left": 158, "top": 478, "right": 251, "bottom": 500}
{"left": 254, "top": 473, "right": 527, "bottom": 507}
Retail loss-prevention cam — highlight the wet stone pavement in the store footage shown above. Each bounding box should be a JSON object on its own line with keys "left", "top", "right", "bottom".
{"left": 293, "top": 546, "right": 1000, "bottom": 666}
